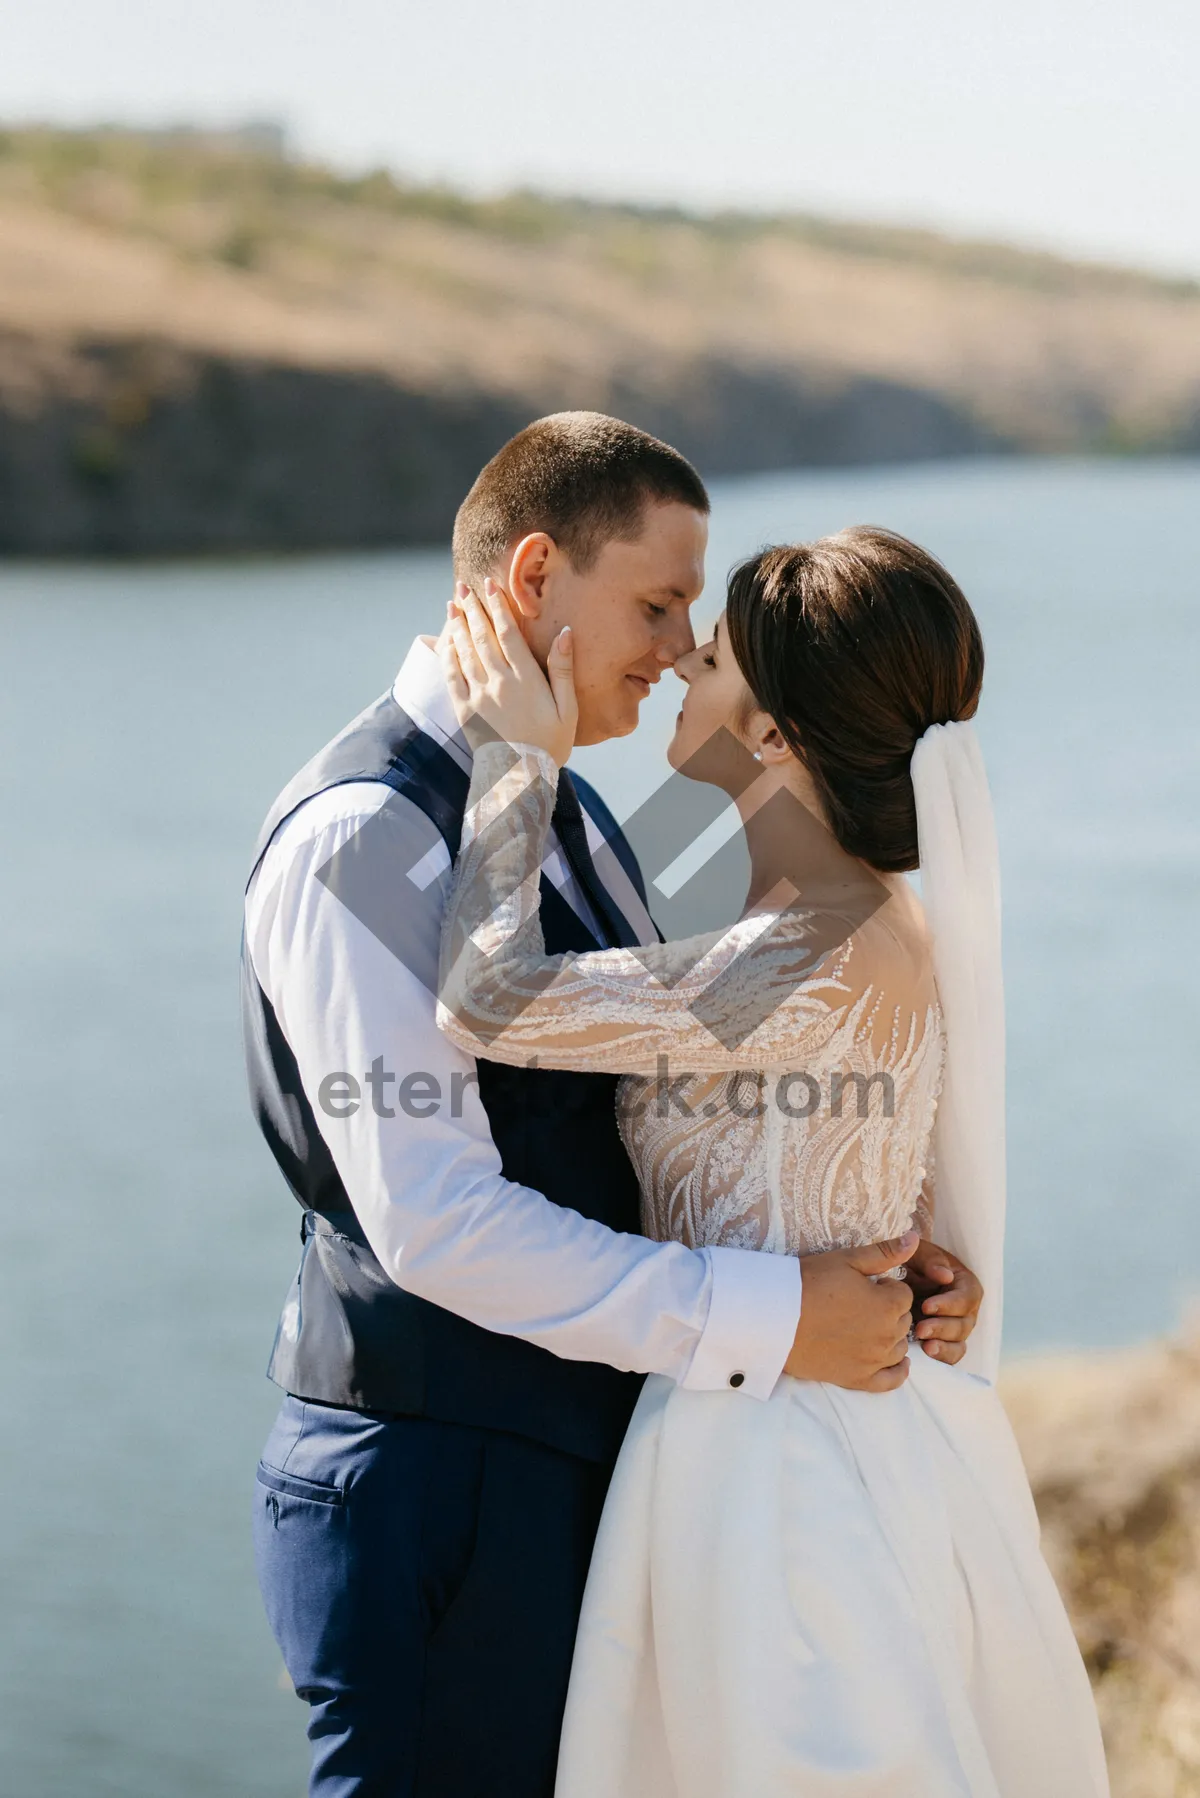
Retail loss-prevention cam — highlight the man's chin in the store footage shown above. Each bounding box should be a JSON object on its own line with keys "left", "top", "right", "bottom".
{"left": 576, "top": 692, "right": 643, "bottom": 745}
{"left": 576, "top": 718, "right": 636, "bottom": 747}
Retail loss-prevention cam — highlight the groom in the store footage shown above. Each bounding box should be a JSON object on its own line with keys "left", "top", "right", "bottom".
{"left": 244, "top": 411, "right": 982, "bottom": 1797}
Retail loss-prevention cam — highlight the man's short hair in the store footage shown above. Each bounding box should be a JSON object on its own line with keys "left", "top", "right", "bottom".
{"left": 452, "top": 411, "right": 709, "bottom": 584}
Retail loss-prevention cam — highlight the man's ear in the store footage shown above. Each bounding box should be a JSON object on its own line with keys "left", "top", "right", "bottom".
{"left": 506, "top": 533, "right": 556, "bottom": 620}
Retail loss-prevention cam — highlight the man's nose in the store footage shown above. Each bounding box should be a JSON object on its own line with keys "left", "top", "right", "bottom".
{"left": 657, "top": 615, "right": 696, "bottom": 666}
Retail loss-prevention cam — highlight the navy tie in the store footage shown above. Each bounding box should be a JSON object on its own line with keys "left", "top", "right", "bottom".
{"left": 552, "top": 771, "right": 642, "bottom": 950}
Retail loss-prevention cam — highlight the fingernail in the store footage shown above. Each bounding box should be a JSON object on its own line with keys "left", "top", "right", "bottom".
{"left": 559, "top": 626, "right": 572, "bottom": 648}
{"left": 924, "top": 1302, "right": 940, "bottom": 1314}
{"left": 484, "top": 578, "right": 496, "bottom": 594}
{"left": 455, "top": 581, "right": 468, "bottom": 598}
{"left": 927, "top": 1341, "right": 941, "bottom": 1357}
{"left": 898, "top": 1231, "right": 918, "bottom": 1251}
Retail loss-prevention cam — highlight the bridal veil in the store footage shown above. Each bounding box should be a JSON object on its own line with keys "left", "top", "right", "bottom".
{"left": 911, "top": 720, "right": 1006, "bottom": 1383}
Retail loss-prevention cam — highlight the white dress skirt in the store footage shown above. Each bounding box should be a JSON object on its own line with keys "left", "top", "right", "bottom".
{"left": 435, "top": 741, "right": 1109, "bottom": 1798}
{"left": 554, "top": 1352, "right": 1109, "bottom": 1798}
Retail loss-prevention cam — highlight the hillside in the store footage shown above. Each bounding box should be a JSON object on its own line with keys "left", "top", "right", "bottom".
{"left": 3, "top": 126, "right": 1200, "bottom": 553}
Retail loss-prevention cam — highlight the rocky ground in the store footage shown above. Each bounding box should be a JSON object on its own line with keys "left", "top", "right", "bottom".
{"left": 1003, "top": 1334, "right": 1200, "bottom": 1797}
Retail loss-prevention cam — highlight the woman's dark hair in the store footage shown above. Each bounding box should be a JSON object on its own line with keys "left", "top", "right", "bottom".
{"left": 724, "top": 527, "right": 984, "bottom": 872}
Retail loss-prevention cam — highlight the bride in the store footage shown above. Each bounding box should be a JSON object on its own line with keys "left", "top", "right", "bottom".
{"left": 436, "top": 528, "right": 1108, "bottom": 1797}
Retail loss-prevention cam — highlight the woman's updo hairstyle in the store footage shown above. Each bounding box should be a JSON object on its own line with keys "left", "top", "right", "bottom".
{"left": 724, "top": 527, "right": 984, "bottom": 872}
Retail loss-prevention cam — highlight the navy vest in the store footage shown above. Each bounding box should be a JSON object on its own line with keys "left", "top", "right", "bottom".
{"left": 243, "top": 691, "right": 648, "bottom": 1464}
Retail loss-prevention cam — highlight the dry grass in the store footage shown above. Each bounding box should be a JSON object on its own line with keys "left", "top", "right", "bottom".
{"left": 1003, "top": 1336, "right": 1200, "bottom": 1796}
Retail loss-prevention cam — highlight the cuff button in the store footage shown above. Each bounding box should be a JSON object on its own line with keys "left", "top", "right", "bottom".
{"left": 728, "top": 1371, "right": 746, "bottom": 1389}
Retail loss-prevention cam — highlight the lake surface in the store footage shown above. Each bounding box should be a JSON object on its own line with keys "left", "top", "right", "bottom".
{"left": 1, "top": 457, "right": 1197, "bottom": 1794}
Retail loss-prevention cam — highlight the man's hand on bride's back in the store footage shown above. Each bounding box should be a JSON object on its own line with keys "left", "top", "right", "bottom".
{"left": 902, "top": 1238, "right": 983, "bottom": 1368}
{"left": 784, "top": 1233, "right": 918, "bottom": 1392}
{"left": 441, "top": 579, "right": 578, "bottom": 767}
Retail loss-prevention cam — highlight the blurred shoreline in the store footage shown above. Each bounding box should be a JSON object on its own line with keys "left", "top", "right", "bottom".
{"left": 3, "top": 126, "right": 1200, "bottom": 556}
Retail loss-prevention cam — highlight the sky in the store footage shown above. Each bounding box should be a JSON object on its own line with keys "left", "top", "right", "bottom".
{"left": 2, "top": 0, "right": 1198, "bottom": 275}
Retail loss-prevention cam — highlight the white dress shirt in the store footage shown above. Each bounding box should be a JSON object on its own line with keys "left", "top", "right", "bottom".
{"left": 244, "top": 636, "right": 802, "bottom": 1400}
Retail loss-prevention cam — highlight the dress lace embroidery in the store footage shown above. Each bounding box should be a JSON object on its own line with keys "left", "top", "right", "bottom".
{"left": 437, "top": 744, "right": 944, "bottom": 1258}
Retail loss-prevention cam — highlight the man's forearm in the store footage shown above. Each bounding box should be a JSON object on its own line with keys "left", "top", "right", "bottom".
{"left": 250, "top": 796, "right": 801, "bottom": 1394}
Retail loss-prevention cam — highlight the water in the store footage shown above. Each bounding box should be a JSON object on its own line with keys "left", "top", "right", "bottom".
{"left": 1, "top": 457, "right": 1197, "bottom": 1794}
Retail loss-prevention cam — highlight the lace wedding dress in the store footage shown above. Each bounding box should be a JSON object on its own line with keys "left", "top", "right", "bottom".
{"left": 437, "top": 742, "right": 1108, "bottom": 1798}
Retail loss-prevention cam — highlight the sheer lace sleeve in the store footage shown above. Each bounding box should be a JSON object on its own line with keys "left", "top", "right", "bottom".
{"left": 436, "top": 743, "right": 909, "bottom": 1076}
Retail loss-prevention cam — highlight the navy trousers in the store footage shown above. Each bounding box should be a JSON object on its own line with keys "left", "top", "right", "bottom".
{"left": 253, "top": 1397, "right": 613, "bottom": 1798}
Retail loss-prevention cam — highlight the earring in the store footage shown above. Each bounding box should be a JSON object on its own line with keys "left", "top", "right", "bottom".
{"left": 753, "top": 751, "right": 763, "bottom": 762}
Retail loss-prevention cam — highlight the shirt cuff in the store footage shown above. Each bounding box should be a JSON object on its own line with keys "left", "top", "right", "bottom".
{"left": 681, "top": 1247, "right": 802, "bottom": 1401}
